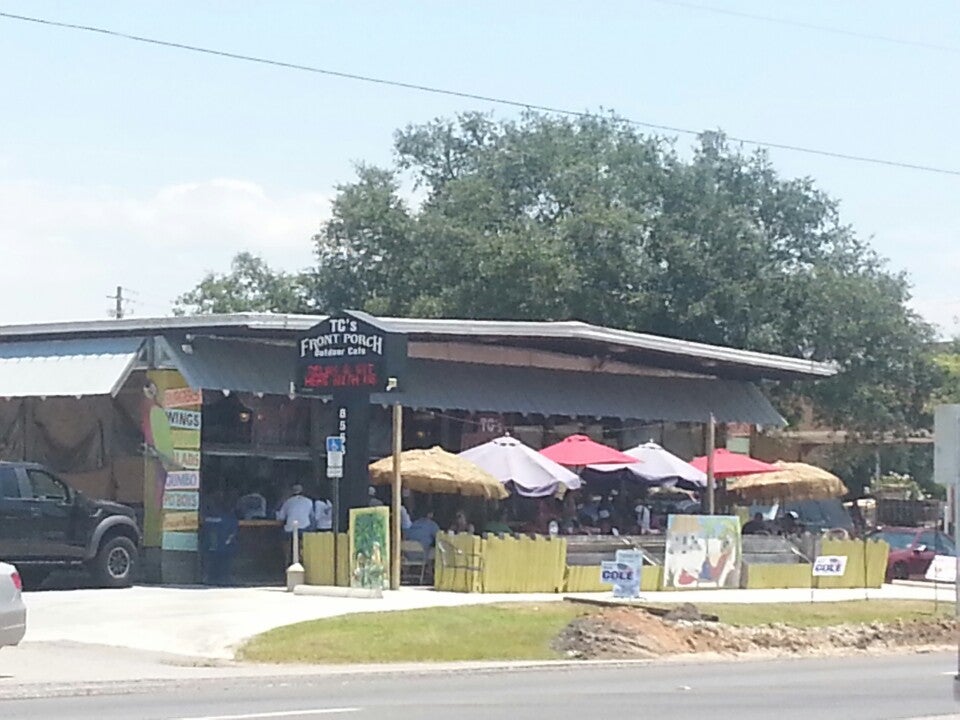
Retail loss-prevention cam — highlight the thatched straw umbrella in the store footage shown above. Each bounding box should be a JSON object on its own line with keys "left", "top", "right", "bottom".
{"left": 369, "top": 446, "right": 508, "bottom": 500}
{"left": 726, "top": 461, "right": 848, "bottom": 503}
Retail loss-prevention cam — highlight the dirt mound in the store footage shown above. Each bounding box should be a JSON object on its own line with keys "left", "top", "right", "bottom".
{"left": 553, "top": 606, "right": 959, "bottom": 660}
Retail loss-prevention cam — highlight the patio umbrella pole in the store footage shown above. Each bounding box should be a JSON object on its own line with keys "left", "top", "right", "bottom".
{"left": 390, "top": 402, "right": 402, "bottom": 591}
{"left": 706, "top": 413, "right": 716, "bottom": 515}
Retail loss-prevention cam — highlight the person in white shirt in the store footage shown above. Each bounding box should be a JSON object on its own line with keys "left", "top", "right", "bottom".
{"left": 313, "top": 497, "right": 333, "bottom": 531}
{"left": 634, "top": 502, "right": 652, "bottom": 534}
{"left": 276, "top": 484, "right": 313, "bottom": 564}
{"left": 400, "top": 504, "right": 412, "bottom": 532}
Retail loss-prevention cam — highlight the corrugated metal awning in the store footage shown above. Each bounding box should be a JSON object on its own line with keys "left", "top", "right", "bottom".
{"left": 160, "top": 336, "right": 296, "bottom": 396}
{"left": 374, "top": 359, "right": 784, "bottom": 426}
{"left": 163, "top": 338, "right": 783, "bottom": 426}
{"left": 0, "top": 337, "right": 144, "bottom": 398}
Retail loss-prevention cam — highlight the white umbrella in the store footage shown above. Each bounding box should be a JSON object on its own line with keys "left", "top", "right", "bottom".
{"left": 588, "top": 441, "right": 706, "bottom": 487}
{"left": 460, "top": 435, "right": 582, "bottom": 497}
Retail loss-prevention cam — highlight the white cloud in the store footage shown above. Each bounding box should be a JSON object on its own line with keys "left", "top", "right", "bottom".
{"left": 0, "top": 179, "right": 329, "bottom": 324}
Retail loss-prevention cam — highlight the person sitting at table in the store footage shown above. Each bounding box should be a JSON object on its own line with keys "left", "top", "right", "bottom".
{"left": 449, "top": 509, "right": 474, "bottom": 534}
{"left": 578, "top": 495, "right": 602, "bottom": 526}
{"left": 483, "top": 508, "right": 511, "bottom": 535}
{"left": 742, "top": 512, "right": 767, "bottom": 535}
{"left": 597, "top": 508, "right": 617, "bottom": 535}
{"left": 406, "top": 510, "right": 441, "bottom": 549}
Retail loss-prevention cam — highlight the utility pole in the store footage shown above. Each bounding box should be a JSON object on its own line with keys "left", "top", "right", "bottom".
{"left": 107, "top": 286, "right": 126, "bottom": 319}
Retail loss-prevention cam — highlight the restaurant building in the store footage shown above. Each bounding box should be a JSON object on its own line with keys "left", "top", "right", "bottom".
{"left": 0, "top": 313, "right": 835, "bottom": 583}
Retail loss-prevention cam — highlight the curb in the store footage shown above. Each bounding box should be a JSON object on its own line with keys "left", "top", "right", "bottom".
{"left": 292, "top": 585, "right": 382, "bottom": 599}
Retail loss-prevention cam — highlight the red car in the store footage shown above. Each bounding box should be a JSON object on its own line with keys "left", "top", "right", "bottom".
{"left": 870, "top": 527, "right": 956, "bottom": 581}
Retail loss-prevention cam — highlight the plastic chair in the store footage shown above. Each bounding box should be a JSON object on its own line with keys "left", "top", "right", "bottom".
{"left": 435, "top": 536, "right": 483, "bottom": 589}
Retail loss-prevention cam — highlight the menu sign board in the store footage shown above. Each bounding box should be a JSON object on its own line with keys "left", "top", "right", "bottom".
{"left": 296, "top": 313, "right": 405, "bottom": 396}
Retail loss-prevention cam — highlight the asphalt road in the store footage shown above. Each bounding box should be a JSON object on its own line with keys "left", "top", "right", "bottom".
{"left": 2, "top": 652, "right": 959, "bottom": 720}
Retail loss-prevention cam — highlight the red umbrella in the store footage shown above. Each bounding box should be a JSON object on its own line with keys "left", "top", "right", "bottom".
{"left": 540, "top": 434, "right": 637, "bottom": 467}
{"left": 690, "top": 449, "right": 777, "bottom": 479}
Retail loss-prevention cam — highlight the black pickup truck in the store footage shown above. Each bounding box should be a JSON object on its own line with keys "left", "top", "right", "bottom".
{"left": 0, "top": 461, "right": 141, "bottom": 588}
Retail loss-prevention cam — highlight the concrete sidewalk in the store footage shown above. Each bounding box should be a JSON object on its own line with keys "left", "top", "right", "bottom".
{"left": 17, "top": 582, "right": 956, "bottom": 660}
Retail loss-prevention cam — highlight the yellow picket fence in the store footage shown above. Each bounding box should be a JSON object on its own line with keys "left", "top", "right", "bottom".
{"left": 303, "top": 532, "right": 350, "bottom": 587}
{"left": 742, "top": 539, "right": 889, "bottom": 590}
{"left": 742, "top": 563, "right": 812, "bottom": 589}
{"left": 814, "top": 538, "right": 889, "bottom": 589}
{"left": 434, "top": 532, "right": 664, "bottom": 594}
{"left": 563, "top": 564, "right": 663, "bottom": 593}
{"left": 481, "top": 534, "right": 567, "bottom": 593}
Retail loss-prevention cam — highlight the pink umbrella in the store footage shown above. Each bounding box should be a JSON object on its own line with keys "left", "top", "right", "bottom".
{"left": 689, "top": 449, "right": 777, "bottom": 479}
{"left": 540, "top": 434, "right": 636, "bottom": 467}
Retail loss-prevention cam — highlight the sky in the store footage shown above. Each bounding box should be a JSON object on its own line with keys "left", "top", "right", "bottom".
{"left": 1, "top": 1, "right": 958, "bottom": 333}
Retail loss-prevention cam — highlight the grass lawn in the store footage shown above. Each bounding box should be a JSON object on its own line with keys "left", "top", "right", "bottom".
{"left": 239, "top": 599, "right": 952, "bottom": 664}
{"left": 648, "top": 600, "right": 953, "bottom": 628}
{"left": 239, "top": 603, "right": 585, "bottom": 664}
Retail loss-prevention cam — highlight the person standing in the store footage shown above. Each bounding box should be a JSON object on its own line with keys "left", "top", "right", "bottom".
{"left": 201, "top": 494, "right": 239, "bottom": 585}
{"left": 634, "top": 501, "right": 652, "bottom": 534}
{"left": 313, "top": 496, "right": 333, "bottom": 532}
{"left": 276, "top": 483, "right": 313, "bottom": 564}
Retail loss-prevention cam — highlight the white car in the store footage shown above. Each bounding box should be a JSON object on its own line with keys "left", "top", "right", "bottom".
{"left": 0, "top": 562, "right": 26, "bottom": 648}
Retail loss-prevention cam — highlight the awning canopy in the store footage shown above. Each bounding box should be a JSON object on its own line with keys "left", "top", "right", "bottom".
{"left": 162, "top": 337, "right": 784, "bottom": 426}
{"left": 160, "top": 336, "right": 295, "bottom": 396}
{"left": 388, "top": 359, "right": 785, "bottom": 426}
{"left": 0, "top": 337, "right": 144, "bottom": 398}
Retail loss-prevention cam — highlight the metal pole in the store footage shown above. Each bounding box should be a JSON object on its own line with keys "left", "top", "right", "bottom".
{"left": 706, "top": 413, "right": 716, "bottom": 515}
{"left": 390, "top": 402, "right": 403, "bottom": 590}
{"left": 953, "top": 473, "right": 960, "bottom": 698}
{"left": 955, "top": 476, "right": 960, "bottom": 619}
{"left": 332, "top": 479, "right": 340, "bottom": 586}
{"left": 292, "top": 521, "right": 300, "bottom": 565}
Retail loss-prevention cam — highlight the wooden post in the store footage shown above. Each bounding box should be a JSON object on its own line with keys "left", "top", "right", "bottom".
{"left": 706, "top": 413, "right": 716, "bottom": 515}
{"left": 390, "top": 402, "right": 403, "bottom": 590}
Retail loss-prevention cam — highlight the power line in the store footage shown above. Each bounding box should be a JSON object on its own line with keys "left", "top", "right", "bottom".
{"left": 646, "top": 0, "right": 960, "bottom": 55}
{"left": 2, "top": 10, "right": 960, "bottom": 177}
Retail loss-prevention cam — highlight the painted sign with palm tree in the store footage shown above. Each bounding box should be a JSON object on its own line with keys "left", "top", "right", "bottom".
{"left": 349, "top": 506, "right": 390, "bottom": 590}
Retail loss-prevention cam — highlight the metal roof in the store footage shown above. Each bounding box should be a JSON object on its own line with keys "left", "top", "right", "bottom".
{"left": 384, "top": 359, "right": 785, "bottom": 426}
{"left": 0, "top": 337, "right": 144, "bottom": 398}
{"left": 161, "top": 337, "right": 784, "bottom": 426}
{"left": 0, "top": 312, "right": 836, "bottom": 381}
{"left": 158, "top": 336, "right": 295, "bottom": 396}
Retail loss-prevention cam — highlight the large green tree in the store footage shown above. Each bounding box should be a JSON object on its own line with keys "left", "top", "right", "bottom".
{"left": 179, "top": 111, "right": 941, "bottom": 437}
{"left": 174, "top": 252, "right": 314, "bottom": 315}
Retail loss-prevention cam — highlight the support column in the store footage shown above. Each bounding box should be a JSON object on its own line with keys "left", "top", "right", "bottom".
{"left": 336, "top": 396, "right": 371, "bottom": 531}
{"left": 706, "top": 413, "right": 716, "bottom": 515}
{"left": 390, "top": 402, "right": 402, "bottom": 590}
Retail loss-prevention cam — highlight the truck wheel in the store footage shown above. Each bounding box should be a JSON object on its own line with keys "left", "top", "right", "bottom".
{"left": 92, "top": 536, "right": 138, "bottom": 588}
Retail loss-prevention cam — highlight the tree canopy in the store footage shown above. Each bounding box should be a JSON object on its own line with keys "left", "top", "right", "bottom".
{"left": 175, "top": 251, "right": 314, "bottom": 315}
{"left": 177, "top": 111, "right": 941, "bottom": 437}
